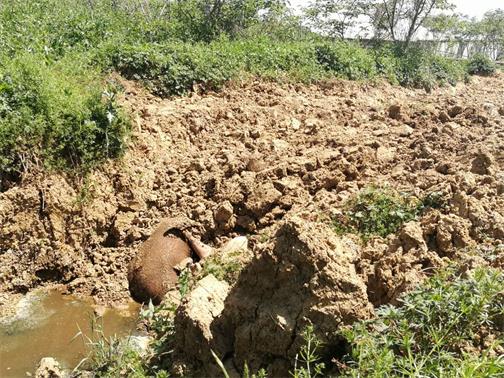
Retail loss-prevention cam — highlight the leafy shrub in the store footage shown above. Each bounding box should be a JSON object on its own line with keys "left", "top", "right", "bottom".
{"left": 467, "top": 54, "right": 497, "bottom": 76}
{"left": 0, "top": 54, "right": 129, "bottom": 177}
{"left": 341, "top": 268, "right": 504, "bottom": 377}
{"left": 111, "top": 42, "right": 242, "bottom": 96}
{"left": 237, "top": 38, "right": 324, "bottom": 82}
{"left": 394, "top": 47, "right": 467, "bottom": 90}
{"left": 372, "top": 47, "right": 400, "bottom": 84}
{"left": 430, "top": 55, "right": 469, "bottom": 85}
{"left": 315, "top": 42, "right": 377, "bottom": 80}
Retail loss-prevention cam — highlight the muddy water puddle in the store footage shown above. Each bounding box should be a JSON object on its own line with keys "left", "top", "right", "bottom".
{"left": 0, "top": 290, "right": 139, "bottom": 377}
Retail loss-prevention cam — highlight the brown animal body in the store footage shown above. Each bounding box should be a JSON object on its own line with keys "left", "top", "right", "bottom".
{"left": 128, "top": 219, "right": 192, "bottom": 305}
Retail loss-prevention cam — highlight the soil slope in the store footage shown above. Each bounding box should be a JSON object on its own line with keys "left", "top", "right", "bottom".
{"left": 1, "top": 74, "right": 503, "bottom": 316}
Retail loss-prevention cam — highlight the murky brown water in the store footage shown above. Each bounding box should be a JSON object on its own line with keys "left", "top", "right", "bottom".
{"left": 0, "top": 291, "right": 139, "bottom": 377}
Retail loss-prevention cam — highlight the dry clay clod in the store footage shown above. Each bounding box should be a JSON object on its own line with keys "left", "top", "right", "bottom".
{"left": 128, "top": 217, "right": 213, "bottom": 305}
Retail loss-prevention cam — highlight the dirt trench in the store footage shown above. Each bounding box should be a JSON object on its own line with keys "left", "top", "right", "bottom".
{"left": 1, "top": 74, "right": 503, "bottom": 334}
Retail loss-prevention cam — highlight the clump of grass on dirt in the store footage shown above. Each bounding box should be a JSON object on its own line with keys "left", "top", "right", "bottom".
{"left": 201, "top": 250, "right": 245, "bottom": 284}
{"left": 178, "top": 250, "right": 247, "bottom": 297}
{"left": 333, "top": 187, "right": 443, "bottom": 240}
{"left": 340, "top": 267, "right": 504, "bottom": 377}
{"left": 75, "top": 317, "right": 150, "bottom": 377}
{"left": 77, "top": 303, "right": 176, "bottom": 377}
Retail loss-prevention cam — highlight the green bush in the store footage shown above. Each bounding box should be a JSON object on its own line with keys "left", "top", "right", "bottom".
{"left": 430, "top": 55, "right": 469, "bottom": 85}
{"left": 108, "top": 39, "right": 472, "bottom": 96}
{"left": 394, "top": 47, "right": 467, "bottom": 90}
{"left": 467, "top": 54, "right": 497, "bottom": 76}
{"left": 238, "top": 38, "right": 324, "bottom": 82}
{"left": 341, "top": 268, "right": 504, "bottom": 377}
{"left": 110, "top": 42, "right": 242, "bottom": 96}
{"left": 0, "top": 54, "right": 129, "bottom": 177}
{"left": 315, "top": 42, "right": 377, "bottom": 80}
{"left": 372, "top": 47, "right": 400, "bottom": 85}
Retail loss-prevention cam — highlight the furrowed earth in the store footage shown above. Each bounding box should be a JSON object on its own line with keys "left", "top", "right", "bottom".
{"left": 1, "top": 73, "right": 503, "bottom": 373}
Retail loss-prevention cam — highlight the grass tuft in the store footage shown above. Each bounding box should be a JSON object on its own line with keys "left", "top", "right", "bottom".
{"left": 333, "top": 187, "right": 446, "bottom": 240}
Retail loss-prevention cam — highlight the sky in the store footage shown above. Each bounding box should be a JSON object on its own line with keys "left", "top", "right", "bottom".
{"left": 289, "top": 0, "right": 503, "bottom": 19}
{"left": 450, "top": 0, "right": 503, "bottom": 19}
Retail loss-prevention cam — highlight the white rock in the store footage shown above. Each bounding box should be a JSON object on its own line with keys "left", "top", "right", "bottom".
{"left": 376, "top": 146, "right": 396, "bottom": 162}
{"left": 127, "top": 335, "right": 152, "bottom": 357}
{"left": 35, "top": 357, "right": 62, "bottom": 378}
{"left": 397, "top": 125, "right": 414, "bottom": 137}
{"left": 221, "top": 236, "right": 248, "bottom": 256}
{"left": 290, "top": 118, "right": 301, "bottom": 130}
{"left": 272, "top": 139, "right": 290, "bottom": 151}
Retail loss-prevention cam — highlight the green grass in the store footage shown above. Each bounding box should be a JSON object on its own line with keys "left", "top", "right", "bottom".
{"left": 76, "top": 317, "right": 150, "bottom": 377}
{"left": 333, "top": 187, "right": 444, "bottom": 240}
{"left": 340, "top": 267, "right": 504, "bottom": 377}
{"left": 77, "top": 303, "right": 175, "bottom": 377}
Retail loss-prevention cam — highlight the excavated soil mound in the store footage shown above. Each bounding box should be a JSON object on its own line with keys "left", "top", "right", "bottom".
{"left": 214, "top": 215, "right": 373, "bottom": 375}
{"left": 1, "top": 74, "right": 503, "bottom": 321}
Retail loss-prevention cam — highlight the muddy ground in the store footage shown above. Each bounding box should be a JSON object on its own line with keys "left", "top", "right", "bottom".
{"left": 1, "top": 73, "right": 503, "bottom": 324}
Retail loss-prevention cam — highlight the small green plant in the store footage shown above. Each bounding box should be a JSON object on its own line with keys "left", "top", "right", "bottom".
{"left": 340, "top": 268, "right": 504, "bottom": 377}
{"left": 202, "top": 250, "right": 245, "bottom": 284}
{"left": 334, "top": 187, "right": 421, "bottom": 239}
{"left": 139, "top": 300, "right": 177, "bottom": 374}
{"left": 75, "top": 316, "right": 148, "bottom": 377}
{"left": 291, "top": 325, "right": 326, "bottom": 378}
{"left": 243, "top": 364, "right": 268, "bottom": 378}
{"left": 178, "top": 267, "right": 194, "bottom": 298}
{"left": 334, "top": 187, "right": 446, "bottom": 240}
{"left": 467, "top": 54, "right": 497, "bottom": 76}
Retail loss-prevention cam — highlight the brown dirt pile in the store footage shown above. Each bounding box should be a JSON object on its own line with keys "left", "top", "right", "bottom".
{"left": 1, "top": 73, "right": 503, "bottom": 322}
{"left": 222, "top": 215, "right": 372, "bottom": 374}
